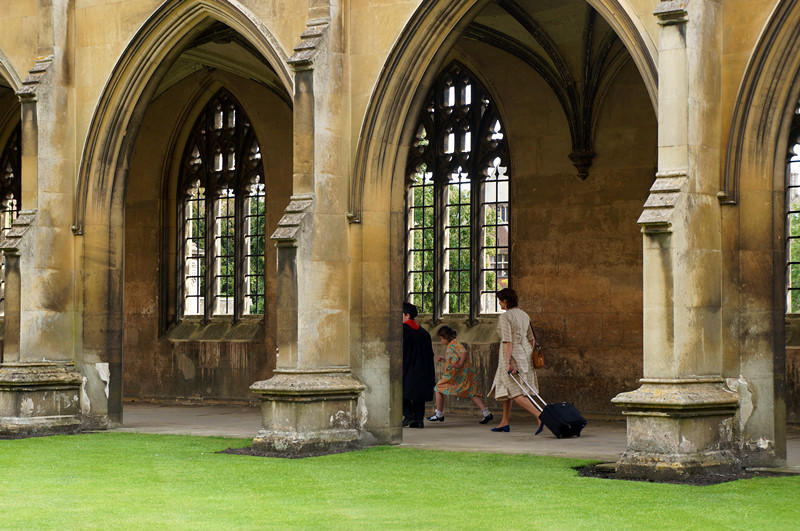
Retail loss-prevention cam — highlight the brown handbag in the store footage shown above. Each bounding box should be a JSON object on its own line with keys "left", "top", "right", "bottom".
{"left": 529, "top": 323, "right": 544, "bottom": 369}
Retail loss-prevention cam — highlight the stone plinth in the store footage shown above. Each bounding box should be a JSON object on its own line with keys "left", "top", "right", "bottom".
{"left": 612, "top": 378, "right": 740, "bottom": 480}
{"left": 250, "top": 368, "right": 366, "bottom": 456}
{"left": 0, "top": 361, "right": 83, "bottom": 437}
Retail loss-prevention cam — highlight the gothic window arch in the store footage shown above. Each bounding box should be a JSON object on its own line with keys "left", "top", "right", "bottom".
{"left": 406, "top": 63, "right": 511, "bottom": 320}
{"left": 178, "top": 90, "right": 265, "bottom": 320}
{"left": 786, "top": 99, "right": 800, "bottom": 313}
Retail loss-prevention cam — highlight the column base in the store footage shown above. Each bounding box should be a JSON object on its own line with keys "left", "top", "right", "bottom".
{"left": 0, "top": 361, "right": 83, "bottom": 437}
{"left": 612, "top": 378, "right": 740, "bottom": 481}
{"left": 249, "top": 368, "right": 366, "bottom": 456}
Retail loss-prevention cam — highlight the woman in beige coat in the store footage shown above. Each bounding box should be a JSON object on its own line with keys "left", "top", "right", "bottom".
{"left": 489, "top": 288, "right": 542, "bottom": 432}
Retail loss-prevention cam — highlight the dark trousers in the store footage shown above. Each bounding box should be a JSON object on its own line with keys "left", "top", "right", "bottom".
{"left": 403, "top": 398, "right": 426, "bottom": 422}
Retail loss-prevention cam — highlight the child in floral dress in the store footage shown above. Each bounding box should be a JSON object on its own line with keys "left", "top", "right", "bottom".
{"left": 428, "top": 326, "right": 493, "bottom": 424}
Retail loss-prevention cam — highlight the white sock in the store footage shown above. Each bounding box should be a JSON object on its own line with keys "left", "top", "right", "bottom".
{"left": 435, "top": 410, "right": 444, "bottom": 418}
{"left": 482, "top": 408, "right": 491, "bottom": 417}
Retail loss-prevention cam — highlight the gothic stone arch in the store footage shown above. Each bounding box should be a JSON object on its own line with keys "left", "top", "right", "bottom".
{"left": 75, "top": 0, "right": 292, "bottom": 425}
{"left": 721, "top": 0, "right": 800, "bottom": 464}
{"left": 349, "top": 0, "right": 657, "bottom": 435}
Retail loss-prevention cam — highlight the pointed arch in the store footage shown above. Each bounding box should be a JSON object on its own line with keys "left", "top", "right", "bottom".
{"left": 74, "top": 0, "right": 291, "bottom": 234}
{"left": 349, "top": 0, "right": 656, "bottom": 222}
{"left": 74, "top": 0, "right": 292, "bottom": 424}
{"left": 721, "top": 0, "right": 800, "bottom": 204}
{"left": 0, "top": 49, "right": 22, "bottom": 93}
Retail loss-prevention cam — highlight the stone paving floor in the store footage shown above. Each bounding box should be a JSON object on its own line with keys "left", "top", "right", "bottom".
{"left": 116, "top": 403, "right": 800, "bottom": 467}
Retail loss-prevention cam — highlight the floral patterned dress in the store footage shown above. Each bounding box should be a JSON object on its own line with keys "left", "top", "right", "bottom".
{"left": 434, "top": 339, "right": 482, "bottom": 398}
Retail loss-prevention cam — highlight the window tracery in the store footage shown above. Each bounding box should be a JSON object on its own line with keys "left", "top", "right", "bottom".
{"left": 178, "top": 90, "right": 265, "bottom": 320}
{"left": 406, "top": 64, "right": 511, "bottom": 320}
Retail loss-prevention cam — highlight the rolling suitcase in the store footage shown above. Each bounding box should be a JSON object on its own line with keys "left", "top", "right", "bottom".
{"left": 508, "top": 372, "right": 586, "bottom": 438}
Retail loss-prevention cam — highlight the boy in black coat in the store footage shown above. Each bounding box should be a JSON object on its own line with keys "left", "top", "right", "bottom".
{"left": 402, "top": 302, "right": 436, "bottom": 428}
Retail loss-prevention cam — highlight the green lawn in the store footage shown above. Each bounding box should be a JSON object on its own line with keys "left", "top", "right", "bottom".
{"left": 0, "top": 433, "right": 798, "bottom": 530}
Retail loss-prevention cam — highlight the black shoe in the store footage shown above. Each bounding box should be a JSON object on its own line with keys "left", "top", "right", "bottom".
{"left": 427, "top": 414, "right": 444, "bottom": 422}
{"left": 402, "top": 417, "right": 412, "bottom": 427}
{"left": 406, "top": 421, "right": 424, "bottom": 428}
{"left": 479, "top": 413, "right": 494, "bottom": 424}
{"left": 491, "top": 425, "right": 510, "bottom": 432}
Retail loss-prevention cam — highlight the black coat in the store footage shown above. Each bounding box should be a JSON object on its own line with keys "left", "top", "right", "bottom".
{"left": 402, "top": 322, "right": 436, "bottom": 402}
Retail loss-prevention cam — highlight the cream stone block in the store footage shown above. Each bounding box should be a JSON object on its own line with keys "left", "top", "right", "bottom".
{"left": 722, "top": 0, "right": 774, "bottom": 56}
{"left": 674, "top": 249, "right": 721, "bottom": 309}
{"left": 19, "top": 309, "right": 76, "bottom": 361}
{"left": 240, "top": 0, "right": 308, "bottom": 64}
{"left": 673, "top": 305, "right": 722, "bottom": 376}
{"left": 738, "top": 249, "right": 775, "bottom": 311}
{"left": 737, "top": 191, "right": 774, "bottom": 251}
{"left": 658, "top": 145, "right": 689, "bottom": 171}
{"left": 117, "top": 1, "right": 163, "bottom": 44}
{"left": 30, "top": 226, "right": 73, "bottom": 270}
{"left": 76, "top": 4, "right": 122, "bottom": 47}
{"left": 311, "top": 213, "right": 350, "bottom": 262}
{"left": 20, "top": 266, "right": 72, "bottom": 312}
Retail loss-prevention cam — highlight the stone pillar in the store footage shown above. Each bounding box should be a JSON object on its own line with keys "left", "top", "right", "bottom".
{"left": 612, "top": 0, "right": 740, "bottom": 480}
{"left": 0, "top": 0, "right": 83, "bottom": 437}
{"left": 0, "top": 212, "right": 82, "bottom": 436}
{"left": 250, "top": 2, "right": 366, "bottom": 456}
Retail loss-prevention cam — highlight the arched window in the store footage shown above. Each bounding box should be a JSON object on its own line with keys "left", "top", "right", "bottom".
{"left": 0, "top": 123, "right": 20, "bottom": 233}
{"left": 786, "top": 99, "right": 800, "bottom": 313}
{"left": 406, "top": 63, "right": 511, "bottom": 320}
{"left": 178, "top": 90, "right": 265, "bottom": 320}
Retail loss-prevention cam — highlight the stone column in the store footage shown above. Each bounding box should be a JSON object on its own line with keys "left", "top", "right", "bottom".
{"left": 250, "top": 1, "right": 366, "bottom": 456}
{"left": 612, "top": 0, "right": 739, "bottom": 480}
{"left": 0, "top": 212, "right": 81, "bottom": 436}
{"left": 0, "top": 0, "right": 82, "bottom": 437}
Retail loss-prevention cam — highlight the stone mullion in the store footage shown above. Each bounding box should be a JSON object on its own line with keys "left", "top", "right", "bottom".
{"left": 203, "top": 183, "right": 215, "bottom": 321}
{"left": 469, "top": 84, "right": 483, "bottom": 322}
{"left": 433, "top": 79, "right": 447, "bottom": 320}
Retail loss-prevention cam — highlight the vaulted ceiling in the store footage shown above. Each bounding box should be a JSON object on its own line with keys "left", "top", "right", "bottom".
{"left": 464, "top": 0, "right": 633, "bottom": 179}
{"left": 154, "top": 22, "right": 290, "bottom": 106}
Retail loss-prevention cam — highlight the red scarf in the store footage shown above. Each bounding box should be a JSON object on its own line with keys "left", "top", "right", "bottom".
{"left": 404, "top": 319, "right": 420, "bottom": 330}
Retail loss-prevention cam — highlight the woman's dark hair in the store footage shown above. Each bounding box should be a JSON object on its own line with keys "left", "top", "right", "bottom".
{"left": 496, "top": 288, "right": 519, "bottom": 308}
{"left": 437, "top": 325, "right": 457, "bottom": 342}
{"left": 402, "top": 302, "right": 418, "bottom": 319}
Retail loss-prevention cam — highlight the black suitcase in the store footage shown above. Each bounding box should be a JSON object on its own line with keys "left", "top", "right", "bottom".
{"left": 508, "top": 372, "right": 587, "bottom": 438}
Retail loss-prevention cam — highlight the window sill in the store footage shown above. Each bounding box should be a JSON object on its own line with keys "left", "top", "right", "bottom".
{"left": 165, "top": 317, "right": 264, "bottom": 343}
{"left": 416, "top": 314, "right": 500, "bottom": 343}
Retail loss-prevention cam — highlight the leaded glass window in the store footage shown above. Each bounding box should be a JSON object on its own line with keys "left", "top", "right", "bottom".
{"left": 406, "top": 63, "right": 511, "bottom": 320}
{"left": 786, "top": 99, "right": 800, "bottom": 313}
{"left": 178, "top": 90, "right": 266, "bottom": 320}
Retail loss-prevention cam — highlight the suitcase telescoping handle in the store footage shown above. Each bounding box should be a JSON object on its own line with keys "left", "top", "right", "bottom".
{"left": 507, "top": 370, "right": 548, "bottom": 412}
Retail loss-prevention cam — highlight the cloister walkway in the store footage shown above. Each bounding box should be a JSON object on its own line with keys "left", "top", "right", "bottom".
{"left": 115, "top": 403, "right": 800, "bottom": 467}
